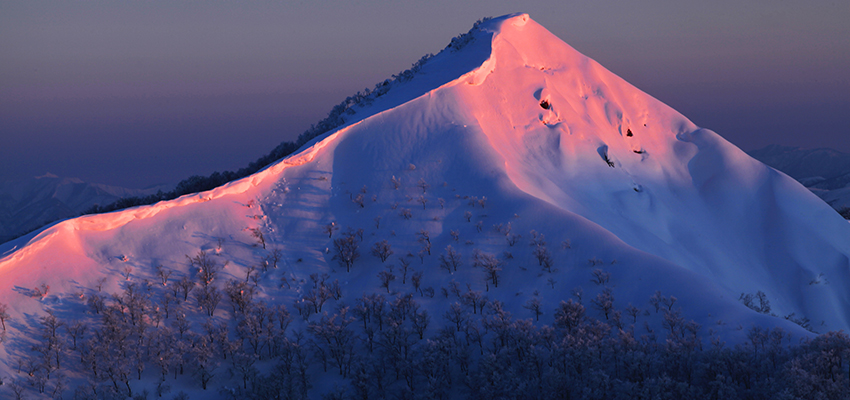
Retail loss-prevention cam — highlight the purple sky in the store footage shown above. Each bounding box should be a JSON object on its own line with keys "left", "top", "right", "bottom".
{"left": 1, "top": 1, "right": 848, "bottom": 188}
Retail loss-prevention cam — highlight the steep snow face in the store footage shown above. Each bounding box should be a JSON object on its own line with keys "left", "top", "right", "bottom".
{"left": 445, "top": 14, "right": 850, "bottom": 331}
{"left": 0, "top": 13, "right": 847, "bottom": 372}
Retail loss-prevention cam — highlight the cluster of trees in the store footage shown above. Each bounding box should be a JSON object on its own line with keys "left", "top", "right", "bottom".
{"left": 5, "top": 194, "right": 850, "bottom": 400}
{"left": 739, "top": 291, "right": 814, "bottom": 333}
{"left": 2, "top": 248, "right": 308, "bottom": 400}
{"left": 225, "top": 287, "right": 850, "bottom": 400}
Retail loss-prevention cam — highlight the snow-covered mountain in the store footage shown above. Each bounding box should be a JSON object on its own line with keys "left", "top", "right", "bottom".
{"left": 749, "top": 144, "right": 850, "bottom": 211}
{"left": 2, "top": 14, "right": 849, "bottom": 397}
{"left": 0, "top": 174, "right": 166, "bottom": 243}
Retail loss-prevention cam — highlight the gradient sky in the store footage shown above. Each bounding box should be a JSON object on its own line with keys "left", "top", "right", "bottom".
{"left": 1, "top": 1, "right": 848, "bottom": 188}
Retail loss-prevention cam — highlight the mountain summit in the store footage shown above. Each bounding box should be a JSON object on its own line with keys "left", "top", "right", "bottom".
{"left": 2, "top": 14, "right": 849, "bottom": 394}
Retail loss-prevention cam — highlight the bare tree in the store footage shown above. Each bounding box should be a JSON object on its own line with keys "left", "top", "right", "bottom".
{"left": 324, "top": 222, "right": 338, "bottom": 238}
{"left": 371, "top": 240, "right": 394, "bottom": 262}
{"left": 245, "top": 264, "right": 257, "bottom": 282}
{"left": 156, "top": 265, "right": 172, "bottom": 286}
{"left": 417, "top": 179, "right": 430, "bottom": 193}
{"left": 529, "top": 230, "right": 546, "bottom": 247}
{"left": 417, "top": 195, "right": 428, "bottom": 209}
{"left": 464, "top": 211, "right": 472, "bottom": 222}
{"left": 590, "top": 269, "right": 611, "bottom": 285}
{"left": 162, "top": 292, "right": 176, "bottom": 319}
{"left": 249, "top": 227, "right": 266, "bottom": 249}
{"left": 327, "top": 279, "right": 343, "bottom": 300}
{"left": 439, "top": 245, "right": 462, "bottom": 273}
{"left": 523, "top": 298, "right": 543, "bottom": 321}
{"left": 225, "top": 280, "right": 255, "bottom": 314}
{"left": 450, "top": 230, "right": 460, "bottom": 242}
{"left": 417, "top": 230, "right": 432, "bottom": 256}
{"left": 438, "top": 198, "right": 445, "bottom": 209}
{"left": 625, "top": 303, "right": 641, "bottom": 323}
{"left": 196, "top": 286, "right": 223, "bottom": 317}
{"left": 230, "top": 351, "right": 258, "bottom": 390}
{"left": 461, "top": 290, "right": 486, "bottom": 314}
{"left": 187, "top": 250, "right": 222, "bottom": 287}
{"left": 444, "top": 302, "right": 467, "bottom": 332}
{"left": 333, "top": 229, "right": 360, "bottom": 272}
{"left": 95, "top": 277, "right": 107, "bottom": 292}
{"left": 649, "top": 291, "right": 664, "bottom": 313}
{"left": 177, "top": 275, "right": 196, "bottom": 301}
{"left": 591, "top": 288, "right": 615, "bottom": 320}
{"left": 87, "top": 293, "right": 105, "bottom": 314}
{"left": 473, "top": 250, "right": 502, "bottom": 289}
{"left": 411, "top": 271, "right": 424, "bottom": 296}
{"left": 554, "top": 299, "right": 585, "bottom": 333}
{"left": 33, "top": 283, "right": 50, "bottom": 298}
{"left": 264, "top": 248, "right": 283, "bottom": 271}
{"left": 377, "top": 267, "right": 396, "bottom": 293}
{"left": 0, "top": 302, "right": 8, "bottom": 331}
{"left": 532, "top": 245, "right": 552, "bottom": 268}
{"left": 64, "top": 320, "right": 87, "bottom": 350}
{"left": 374, "top": 216, "right": 382, "bottom": 229}
{"left": 308, "top": 308, "right": 356, "bottom": 377}
{"left": 7, "top": 379, "right": 26, "bottom": 400}
{"left": 412, "top": 310, "right": 430, "bottom": 339}
{"left": 504, "top": 233, "right": 521, "bottom": 247}
{"left": 391, "top": 175, "right": 401, "bottom": 189}
{"left": 122, "top": 266, "right": 133, "bottom": 281}
{"left": 353, "top": 193, "right": 365, "bottom": 208}
{"left": 397, "top": 257, "right": 411, "bottom": 284}
{"left": 399, "top": 208, "right": 413, "bottom": 220}
{"left": 192, "top": 336, "right": 218, "bottom": 390}
{"left": 662, "top": 295, "right": 678, "bottom": 311}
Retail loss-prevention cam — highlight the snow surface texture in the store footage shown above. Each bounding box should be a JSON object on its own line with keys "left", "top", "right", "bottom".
{"left": 2, "top": 13, "right": 849, "bottom": 382}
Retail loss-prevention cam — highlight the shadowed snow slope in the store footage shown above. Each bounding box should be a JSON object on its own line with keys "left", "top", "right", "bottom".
{"left": 2, "top": 14, "right": 848, "bottom": 375}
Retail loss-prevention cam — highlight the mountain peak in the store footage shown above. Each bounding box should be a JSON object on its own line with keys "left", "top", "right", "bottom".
{"left": 2, "top": 18, "right": 850, "bottom": 393}
{"left": 34, "top": 172, "right": 59, "bottom": 179}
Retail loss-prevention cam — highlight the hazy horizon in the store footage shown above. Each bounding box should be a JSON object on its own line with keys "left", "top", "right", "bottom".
{"left": 2, "top": 1, "right": 848, "bottom": 188}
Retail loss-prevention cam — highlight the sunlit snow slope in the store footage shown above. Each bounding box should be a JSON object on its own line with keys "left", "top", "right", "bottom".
{"left": 2, "top": 13, "right": 848, "bottom": 369}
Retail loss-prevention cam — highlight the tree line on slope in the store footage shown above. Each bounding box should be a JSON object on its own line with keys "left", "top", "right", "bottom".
{"left": 1, "top": 206, "right": 847, "bottom": 400}
{"left": 2, "top": 266, "right": 849, "bottom": 400}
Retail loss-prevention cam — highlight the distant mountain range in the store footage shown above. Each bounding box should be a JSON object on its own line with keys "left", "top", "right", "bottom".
{"left": 748, "top": 144, "right": 850, "bottom": 211}
{"left": 0, "top": 174, "right": 166, "bottom": 243}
